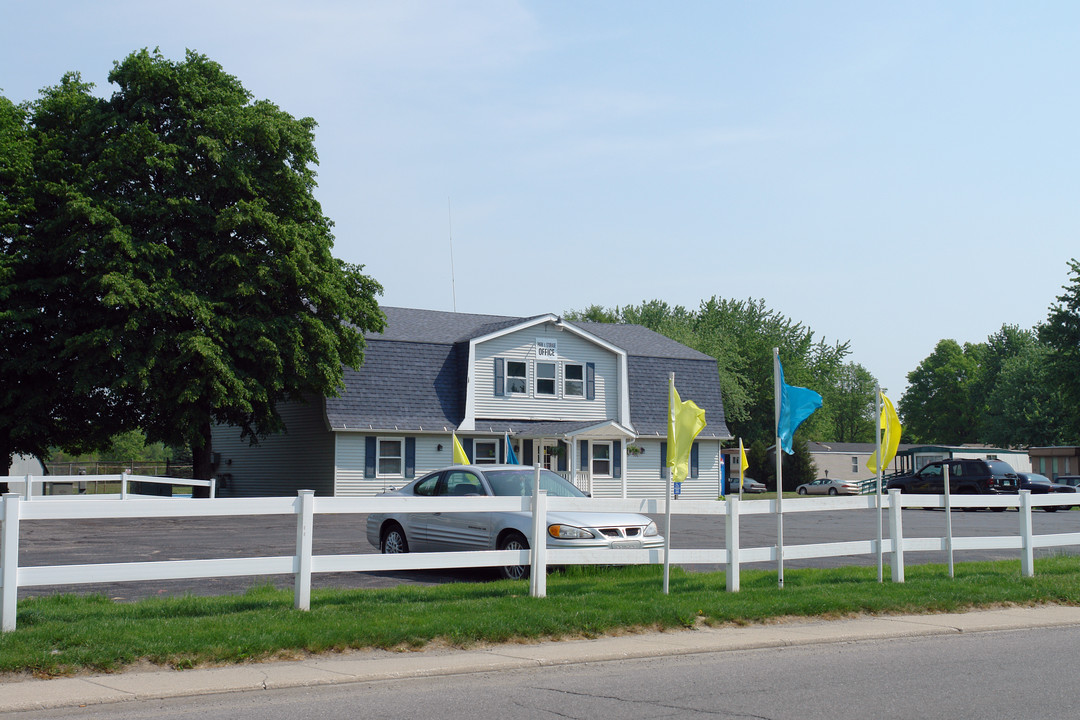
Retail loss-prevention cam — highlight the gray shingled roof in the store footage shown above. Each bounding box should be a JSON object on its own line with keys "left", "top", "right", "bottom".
{"left": 327, "top": 307, "right": 730, "bottom": 439}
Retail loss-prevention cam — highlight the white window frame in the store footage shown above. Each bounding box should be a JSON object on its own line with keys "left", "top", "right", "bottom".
{"left": 564, "top": 363, "right": 584, "bottom": 398}
{"left": 376, "top": 437, "right": 405, "bottom": 478}
{"left": 851, "top": 456, "right": 859, "bottom": 473}
{"left": 506, "top": 360, "right": 528, "bottom": 394}
{"left": 592, "top": 441, "right": 613, "bottom": 478}
{"left": 536, "top": 361, "right": 556, "bottom": 396}
{"left": 474, "top": 440, "right": 498, "bottom": 465}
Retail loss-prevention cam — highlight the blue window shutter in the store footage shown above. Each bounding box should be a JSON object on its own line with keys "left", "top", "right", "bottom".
{"left": 690, "top": 442, "right": 699, "bottom": 479}
{"left": 365, "top": 437, "right": 376, "bottom": 478}
{"left": 586, "top": 362, "right": 595, "bottom": 400}
{"left": 462, "top": 438, "right": 473, "bottom": 464}
{"left": 613, "top": 440, "right": 622, "bottom": 478}
{"left": 660, "top": 442, "right": 668, "bottom": 480}
{"left": 523, "top": 439, "right": 533, "bottom": 466}
{"left": 579, "top": 440, "right": 589, "bottom": 471}
{"left": 558, "top": 441, "right": 567, "bottom": 472}
{"left": 405, "top": 437, "right": 416, "bottom": 478}
{"left": 494, "top": 358, "right": 505, "bottom": 396}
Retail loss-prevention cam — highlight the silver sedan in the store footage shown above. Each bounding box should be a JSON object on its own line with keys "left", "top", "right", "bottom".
{"left": 796, "top": 478, "right": 860, "bottom": 496}
{"left": 365, "top": 465, "right": 664, "bottom": 580}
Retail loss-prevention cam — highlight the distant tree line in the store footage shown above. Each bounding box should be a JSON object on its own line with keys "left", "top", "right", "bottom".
{"left": 567, "top": 298, "right": 880, "bottom": 488}
{"left": 898, "top": 258, "right": 1080, "bottom": 448}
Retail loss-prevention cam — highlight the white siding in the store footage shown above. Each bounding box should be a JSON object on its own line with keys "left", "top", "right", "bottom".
{"left": 473, "top": 324, "right": 618, "bottom": 422}
{"left": 334, "top": 434, "right": 466, "bottom": 496}
{"left": 616, "top": 439, "right": 723, "bottom": 500}
{"left": 211, "top": 400, "right": 335, "bottom": 497}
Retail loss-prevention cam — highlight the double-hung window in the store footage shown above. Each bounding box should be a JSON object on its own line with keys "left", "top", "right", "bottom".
{"left": 851, "top": 456, "right": 859, "bottom": 473}
{"left": 564, "top": 364, "right": 584, "bottom": 397}
{"left": 536, "top": 362, "right": 556, "bottom": 395}
{"left": 592, "top": 442, "right": 612, "bottom": 477}
{"left": 474, "top": 440, "right": 497, "bottom": 464}
{"left": 377, "top": 438, "right": 404, "bottom": 477}
{"left": 506, "top": 361, "right": 527, "bottom": 394}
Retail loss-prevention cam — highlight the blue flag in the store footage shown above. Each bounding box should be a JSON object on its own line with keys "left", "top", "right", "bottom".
{"left": 777, "top": 359, "right": 822, "bottom": 455}
{"left": 505, "top": 434, "right": 519, "bottom": 464}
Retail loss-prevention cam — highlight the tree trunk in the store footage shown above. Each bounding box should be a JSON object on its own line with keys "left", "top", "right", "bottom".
{"left": 191, "top": 421, "right": 214, "bottom": 498}
{"left": 0, "top": 443, "right": 10, "bottom": 495}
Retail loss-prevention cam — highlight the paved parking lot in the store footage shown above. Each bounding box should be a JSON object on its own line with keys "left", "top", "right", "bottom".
{"left": 15, "top": 503, "right": 1080, "bottom": 601}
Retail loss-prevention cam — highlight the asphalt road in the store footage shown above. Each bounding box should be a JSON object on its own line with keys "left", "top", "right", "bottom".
{"left": 9, "top": 624, "right": 1078, "bottom": 719}
{"left": 16, "top": 503, "right": 1080, "bottom": 601}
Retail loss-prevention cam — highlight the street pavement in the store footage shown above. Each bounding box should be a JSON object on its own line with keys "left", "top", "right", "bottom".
{"left": 2, "top": 604, "right": 1079, "bottom": 713}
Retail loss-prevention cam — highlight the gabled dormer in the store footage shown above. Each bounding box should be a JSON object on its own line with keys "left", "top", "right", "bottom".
{"left": 459, "top": 315, "right": 632, "bottom": 431}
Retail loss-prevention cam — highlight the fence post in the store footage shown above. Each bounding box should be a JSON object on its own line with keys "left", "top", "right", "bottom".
{"left": 1, "top": 494, "right": 20, "bottom": 631}
{"left": 1019, "top": 490, "right": 1033, "bottom": 578}
{"left": 120, "top": 472, "right": 128, "bottom": 500}
{"left": 530, "top": 464, "right": 547, "bottom": 598}
{"left": 888, "top": 489, "right": 904, "bottom": 583}
{"left": 726, "top": 496, "right": 740, "bottom": 592}
{"left": 209, "top": 478, "right": 217, "bottom": 499}
{"left": 23, "top": 475, "right": 31, "bottom": 502}
{"left": 294, "top": 490, "right": 314, "bottom": 611}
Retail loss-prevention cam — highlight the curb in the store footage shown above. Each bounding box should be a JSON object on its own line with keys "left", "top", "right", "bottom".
{"left": 3, "top": 605, "right": 1079, "bottom": 713}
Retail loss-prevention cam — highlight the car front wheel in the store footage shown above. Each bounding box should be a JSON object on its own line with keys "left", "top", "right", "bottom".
{"left": 381, "top": 524, "right": 409, "bottom": 554}
{"left": 797, "top": 487, "right": 807, "bottom": 495}
{"left": 498, "top": 531, "right": 530, "bottom": 581}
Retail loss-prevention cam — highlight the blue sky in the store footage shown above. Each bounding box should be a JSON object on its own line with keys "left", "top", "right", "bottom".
{"left": 3, "top": 1, "right": 1079, "bottom": 400}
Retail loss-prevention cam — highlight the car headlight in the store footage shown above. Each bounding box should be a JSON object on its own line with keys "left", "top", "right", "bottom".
{"left": 643, "top": 521, "right": 659, "bottom": 537}
{"left": 548, "top": 524, "right": 595, "bottom": 540}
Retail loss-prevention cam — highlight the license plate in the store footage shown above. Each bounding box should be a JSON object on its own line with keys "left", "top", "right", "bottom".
{"left": 610, "top": 540, "right": 643, "bottom": 549}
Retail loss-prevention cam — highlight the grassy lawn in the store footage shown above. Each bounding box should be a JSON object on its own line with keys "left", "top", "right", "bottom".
{"left": 4, "top": 557, "right": 1080, "bottom": 678}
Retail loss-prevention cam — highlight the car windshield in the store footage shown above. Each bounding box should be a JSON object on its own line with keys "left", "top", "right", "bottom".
{"left": 484, "top": 469, "right": 587, "bottom": 498}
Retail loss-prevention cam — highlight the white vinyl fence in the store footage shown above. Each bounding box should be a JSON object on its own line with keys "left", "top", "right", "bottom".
{"left": 1, "top": 486, "right": 1077, "bottom": 632}
{"left": 8, "top": 473, "right": 215, "bottom": 500}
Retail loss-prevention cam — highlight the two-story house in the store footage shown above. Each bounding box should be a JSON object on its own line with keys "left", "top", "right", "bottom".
{"left": 210, "top": 307, "right": 731, "bottom": 499}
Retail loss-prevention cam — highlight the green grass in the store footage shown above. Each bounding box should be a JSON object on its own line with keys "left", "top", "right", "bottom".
{"left": 5, "top": 557, "right": 1080, "bottom": 677}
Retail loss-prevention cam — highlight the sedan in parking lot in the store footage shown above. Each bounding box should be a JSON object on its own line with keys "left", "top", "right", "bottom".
{"left": 997, "top": 472, "right": 1078, "bottom": 511}
{"left": 365, "top": 465, "right": 664, "bottom": 580}
{"left": 796, "top": 478, "right": 860, "bottom": 496}
{"left": 734, "top": 477, "right": 767, "bottom": 493}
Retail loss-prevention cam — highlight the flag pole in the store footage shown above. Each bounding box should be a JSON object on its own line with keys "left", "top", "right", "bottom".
{"left": 875, "top": 386, "right": 883, "bottom": 583}
{"left": 663, "top": 372, "right": 674, "bottom": 595}
{"left": 773, "top": 348, "right": 784, "bottom": 589}
{"left": 738, "top": 438, "right": 745, "bottom": 501}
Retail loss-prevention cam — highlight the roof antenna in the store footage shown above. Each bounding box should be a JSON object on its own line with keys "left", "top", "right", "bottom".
{"left": 447, "top": 197, "right": 457, "bottom": 312}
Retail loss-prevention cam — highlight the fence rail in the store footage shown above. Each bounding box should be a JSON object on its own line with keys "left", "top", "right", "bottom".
{"left": 9, "top": 474, "right": 215, "bottom": 501}
{"left": 0, "top": 486, "right": 1075, "bottom": 631}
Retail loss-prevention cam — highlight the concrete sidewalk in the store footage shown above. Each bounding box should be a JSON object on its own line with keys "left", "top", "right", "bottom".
{"left": 3, "top": 605, "right": 1079, "bottom": 713}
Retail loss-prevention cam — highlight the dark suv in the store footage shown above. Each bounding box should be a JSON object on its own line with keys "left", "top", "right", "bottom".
{"left": 886, "top": 459, "right": 1017, "bottom": 501}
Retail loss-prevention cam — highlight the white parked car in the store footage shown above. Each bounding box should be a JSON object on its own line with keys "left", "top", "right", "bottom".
{"left": 366, "top": 465, "right": 664, "bottom": 580}
{"left": 734, "top": 477, "right": 767, "bottom": 493}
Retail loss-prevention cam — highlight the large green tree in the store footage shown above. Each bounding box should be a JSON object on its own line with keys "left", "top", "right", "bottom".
{"left": 820, "top": 362, "right": 878, "bottom": 443}
{"left": 4, "top": 50, "right": 385, "bottom": 485}
{"left": 1041, "top": 258, "right": 1080, "bottom": 442}
{"left": 898, "top": 339, "right": 983, "bottom": 444}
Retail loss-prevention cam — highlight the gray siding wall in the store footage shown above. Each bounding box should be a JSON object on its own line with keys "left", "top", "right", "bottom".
{"left": 211, "top": 400, "right": 335, "bottom": 497}
{"left": 473, "top": 324, "right": 618, "bottom": 421}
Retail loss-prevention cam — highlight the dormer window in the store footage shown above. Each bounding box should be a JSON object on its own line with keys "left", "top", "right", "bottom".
{"left": 564, "top": 364, "right": 584, "bottom": 397}
{"left": 536, "top": 362, "right": 556, "bottom": 395}
{"left": 506, "top": 361, "right": 527, "bottom": 394}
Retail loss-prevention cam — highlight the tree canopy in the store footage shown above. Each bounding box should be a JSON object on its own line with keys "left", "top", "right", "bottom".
{"left": 899, "top": 260, "right": 1080, "bottom": 448}
{"left": 1, "top": 50, "right": 385, "bottom": 480}
{"left": 567, "top": 297, "right": 854, "bottom": 456}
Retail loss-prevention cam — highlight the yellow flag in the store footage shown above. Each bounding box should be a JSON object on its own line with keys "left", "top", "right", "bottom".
{"left": 867, "top": 392, "right": 902, "bottom": 473}
{"left": 739, "top": 438, "right": 749, "bottom": 484}
{"left": 452, "top": 433, "right": 470, "bottom": 465}
{"left": 667, "top": 377, "right": 706, "bottom": 483}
